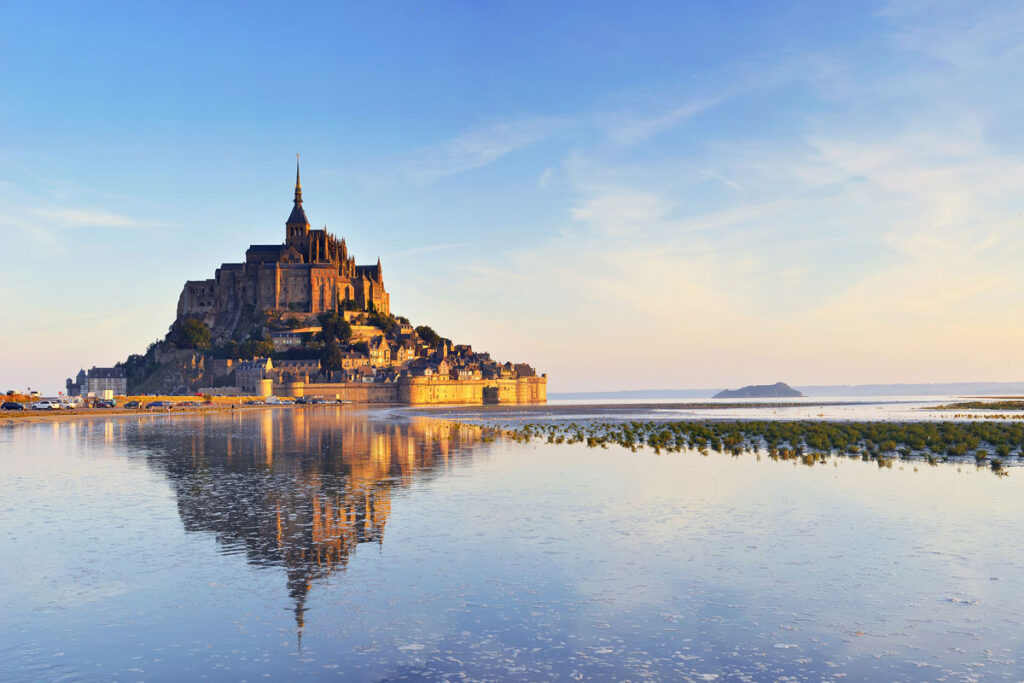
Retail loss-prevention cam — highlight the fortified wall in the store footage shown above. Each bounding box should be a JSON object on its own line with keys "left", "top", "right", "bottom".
{"left": 274, "top": 375, "right": 547, "bottom": 405}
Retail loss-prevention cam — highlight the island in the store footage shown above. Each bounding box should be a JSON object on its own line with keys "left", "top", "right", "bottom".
{"left": 712, "top": 382, "right": 803, "bottom": 399}
{"left": 65, "top": 159, "right": 546, "bottom": 405}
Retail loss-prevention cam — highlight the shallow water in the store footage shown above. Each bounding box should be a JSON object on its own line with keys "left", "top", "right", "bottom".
{"left": 2, "top": 407, "right": 1023, "bottom": 680}
{"left": 420, "top": 394, "right": 1024, "bottom": 424}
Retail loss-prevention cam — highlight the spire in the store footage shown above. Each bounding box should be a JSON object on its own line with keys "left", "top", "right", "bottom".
{"left": 286, "top": 154, "right": 310, "bottom": 232}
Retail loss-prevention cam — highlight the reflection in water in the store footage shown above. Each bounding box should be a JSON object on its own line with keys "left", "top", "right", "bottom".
{"left": 11, "top": 407, "right": 1024, "bottom": 679}
{"left": 125, "top": 408, "right": 482, "bottom": 643}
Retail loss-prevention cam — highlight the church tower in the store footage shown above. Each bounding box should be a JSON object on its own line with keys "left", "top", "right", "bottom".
{"left": 286, "top": 154, "right": 310, "bottom": 245}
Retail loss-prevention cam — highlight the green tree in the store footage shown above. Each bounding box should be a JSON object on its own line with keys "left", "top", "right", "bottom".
{"left": 317, "top": 311, "right": 352, "bottom": 342}
{"left": 368, "top": 310, "right": 397, "bottom": 336}
{"left": 320, "top": 337, "right": 345, "bottom": 372}
{"left": 169, "top": 318, "right": 211, "bottom": 349}
{"left": 415, "top": 325, "right": 441, "bottom": 347}
{"left": 239, "top": 335, "right": 274, "bottom": 359}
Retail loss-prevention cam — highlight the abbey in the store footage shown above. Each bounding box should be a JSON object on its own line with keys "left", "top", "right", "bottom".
{"left": 177, "top": 159, "right": 389, "bottom": 337}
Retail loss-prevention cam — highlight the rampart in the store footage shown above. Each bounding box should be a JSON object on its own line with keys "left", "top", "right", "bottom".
{"left": 274, "top": 375, "right": 546, "bottom": 405}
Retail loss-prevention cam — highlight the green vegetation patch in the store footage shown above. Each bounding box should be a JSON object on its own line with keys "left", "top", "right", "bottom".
{"left": 492, "top": 419, "right": 1023, "bottom": 476}
{"left": 929, "top": 401, "right": 1024, "bottom": 411}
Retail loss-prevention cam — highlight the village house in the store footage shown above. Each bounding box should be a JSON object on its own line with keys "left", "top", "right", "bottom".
{"left": 236, "top": 358, "right": 273, "bottom": 393}
{"left": 65, "top": 367, "right": 128, "bottom": 397}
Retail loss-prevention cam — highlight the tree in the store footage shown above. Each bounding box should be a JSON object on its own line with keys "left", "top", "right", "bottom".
{"left": 320, "top": 337, "right": 345, "bottom": 372}
{"left": 239, "top": 335, "right": 274, "bottom": 359}
{"left": 168, "top": 318, "right": 211, "bottom": 350}
{"left": 317, "top": 311, "right": 352, "bottom": 342}
{"left": 367, "top": 310, "right": 397, "bottom": 336}
{"left": 415, "top": 325, "right": 441, "bottom": 348}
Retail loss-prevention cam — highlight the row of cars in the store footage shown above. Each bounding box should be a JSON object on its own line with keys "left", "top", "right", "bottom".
{"left": 123, "top": 400, "right": 204, "bottom": 409}
{"left": 2, "top": 400, "right": 82, "bottom": 411}
{"left": 2, "top": 396, "right": 354, "bottom": 412}
{"left": 0, "top": 399, "right": 206, "bottom": 411}
{"left": 242, "top": 396, "right": 352, "bottom": 406}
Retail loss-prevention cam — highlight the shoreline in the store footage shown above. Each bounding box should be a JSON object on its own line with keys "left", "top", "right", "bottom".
{"left": 0, "top": 403, "right": 363, "bottom": 428}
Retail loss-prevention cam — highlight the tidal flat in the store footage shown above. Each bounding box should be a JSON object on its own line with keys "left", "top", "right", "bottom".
{"left": 3, "top": 406, "right": 1024, "bottom": 680}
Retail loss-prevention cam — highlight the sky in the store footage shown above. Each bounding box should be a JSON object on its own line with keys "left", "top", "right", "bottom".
{"left": 2, "top": 0, "right": 1024, "bottom": 394}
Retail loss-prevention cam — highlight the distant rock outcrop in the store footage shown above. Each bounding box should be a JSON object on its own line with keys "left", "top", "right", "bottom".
{"left": 713, "top": 382, "right": 803, "bottom": 399}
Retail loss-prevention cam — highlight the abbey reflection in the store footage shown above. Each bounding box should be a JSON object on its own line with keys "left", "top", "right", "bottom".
{"left": 123, "top": 409, "right": 484, "bottom": 635}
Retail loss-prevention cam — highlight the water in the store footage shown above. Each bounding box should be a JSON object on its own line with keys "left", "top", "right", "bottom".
{"left": 2, "top": 406, "right": 1024, "bottom": 680}
{"left": 417, "top": 394, "right": 1024, "bottom": 425}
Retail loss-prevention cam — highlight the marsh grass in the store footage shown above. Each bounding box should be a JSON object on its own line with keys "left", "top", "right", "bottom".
{"left": 464, "top": 419, "right": 1024, "bottom": 478}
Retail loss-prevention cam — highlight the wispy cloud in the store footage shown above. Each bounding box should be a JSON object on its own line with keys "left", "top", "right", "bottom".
{"left": 538, "top": 166, "right": 555, "bottom": 189}
{"left": 601, "top": 97, "right": 723, "bottom": 145}
{"left": 383, "top": 242, "right": 469, "bottom": 259}
{"left": 398, "top": 118, "right": 562, "bottom": 183}
{"left": 30, "top": 207, "right": 157, "bottom": 227}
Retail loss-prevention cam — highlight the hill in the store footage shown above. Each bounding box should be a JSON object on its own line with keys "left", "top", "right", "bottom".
{"left": 712, "top": 382, "right": 804, "bottom": 399}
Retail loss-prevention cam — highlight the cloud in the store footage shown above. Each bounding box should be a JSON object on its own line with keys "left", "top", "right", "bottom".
{"left": 398, "top": 118, "right": 561, "bottom": 183}
{"left": 30, "top": 207, "right": 153, "bottom": 227}
{"left": 383, "top": 242, "right": 468, "bottom": 259}
{"left": 602, "top": 97, "right": 723, "bottom": 145}
{"left": 538, "top": 166, "right": 555, "bottom": 189}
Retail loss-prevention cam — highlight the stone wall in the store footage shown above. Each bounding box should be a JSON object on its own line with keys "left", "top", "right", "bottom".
{"left": 270, "top": 374, "right": 544, "bottom": 405}
{"left": 273, "top": 375, "right": 547, "bottom": 405}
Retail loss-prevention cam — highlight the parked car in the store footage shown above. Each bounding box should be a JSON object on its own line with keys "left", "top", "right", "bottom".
{"left": 93, "top": 399, "right": 116, "bottom": 408}
{"left": 244, "top": 400, "right": 264, "bottom": 405}
{"left": 123, "top": 401, "right": 141, "bottom": 409}
{"left": 145, "top": 401, "right": 172, "bottom": 409}
{"left": 175, "top": 401, "right": 200, "bottom": 408}
{"left": 31, "top": 400, "right": 60, "bottom": 410}
{"left": 1, "top": 402, "right": 26, "bottom": 411}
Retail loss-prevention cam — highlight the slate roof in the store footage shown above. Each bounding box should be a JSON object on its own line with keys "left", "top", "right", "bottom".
{"left": 287, "top": 203, "right": 309, "bottom": 227}
{"left": 89, "top": 366, "right": 125, "bottom": 379}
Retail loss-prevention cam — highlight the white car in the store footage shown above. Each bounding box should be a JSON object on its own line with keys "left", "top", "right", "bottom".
{"left": 31, "top": 400, "right": 60, "bottom": 410}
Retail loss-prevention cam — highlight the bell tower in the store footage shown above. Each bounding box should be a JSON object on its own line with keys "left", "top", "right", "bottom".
{"left": 286, "top": 154, "right": 310, "bottom": 246}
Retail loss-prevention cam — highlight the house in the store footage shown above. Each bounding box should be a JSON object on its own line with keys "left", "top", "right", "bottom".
{"left": 368, "top": 336, "right": 391, "bottom": 367}
{"left": 270, "top": 331, "right": 304, "bottom": 351}
{"left": 391, "top": 339, "right": 417, "bottom": 364}
{"left": 339, "top": 351, "right": 370, "bottom": 370}
{"left": 66, "top": 366, "right": 128, "bottom": 397}
{"left": 236, "top": 358, "right": 274, "bottom": 393}
{"left": 273, "top": 358, "right": 322, "bottom": 382}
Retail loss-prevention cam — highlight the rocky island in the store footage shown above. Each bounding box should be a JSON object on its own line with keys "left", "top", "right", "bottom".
{"left": 70, "top": 159, "right": 546, "bottom": 405}
{"left": 713, "top": 382, "right": 803, "bottom": 399}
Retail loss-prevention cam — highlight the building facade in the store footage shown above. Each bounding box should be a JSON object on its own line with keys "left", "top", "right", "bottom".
{"left": 65, "top": 367, "right": 128, "bottom": 397}
{"left": 177, "top": 160, "right": 389, "bottom": 338}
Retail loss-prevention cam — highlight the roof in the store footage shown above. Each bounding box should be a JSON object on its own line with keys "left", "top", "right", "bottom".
{"left": 89, "top": 367, "right": 125, "bottom": 379}
{"left": 276, "top": 359, "right": 321, "bottom": 369}
{"left": 355, "top": 264, "right": 381, "bottom": 281}
{"left": 287, "top": 203, "right": 309, "bottom": 227}
{"left": 514, "top": 364, "right": 536, "bottom": 377}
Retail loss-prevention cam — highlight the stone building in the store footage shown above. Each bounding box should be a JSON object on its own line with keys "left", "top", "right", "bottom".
{"left": 65, "top": 367, "right": 128, "bottom": 397}
{"left": 177, "top": 159, "right": 389, "bottom": 339}
{"left": 236, "top": 358, "right": 273, "bottom": 394}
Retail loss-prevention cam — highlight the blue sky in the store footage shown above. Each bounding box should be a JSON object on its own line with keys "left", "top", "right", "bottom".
{"left": 2, "top": 1, "right": 1024, "bottom": 393}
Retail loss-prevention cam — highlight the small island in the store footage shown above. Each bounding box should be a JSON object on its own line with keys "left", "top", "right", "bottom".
{"left": 64, "top": 160, "right": 546, "bottom": 406}
{"left": 713, "top": 382, "right": 803, "bottom": 399}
